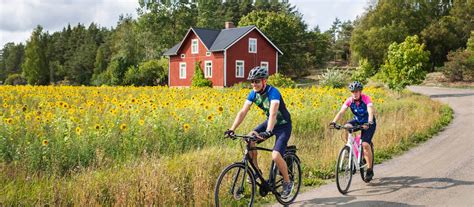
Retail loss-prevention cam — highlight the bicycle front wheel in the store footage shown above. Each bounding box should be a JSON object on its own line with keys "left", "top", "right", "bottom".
{"left": 336, "top": 146, "right": 353, "bottom": 194}
{"left": 214, "top": 163, "right": 255, "bottom": 207}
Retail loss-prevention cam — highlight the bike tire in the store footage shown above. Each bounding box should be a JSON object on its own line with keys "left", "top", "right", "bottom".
{"left": 214, "top": 163, "right": 255, "bottom": 207}
{"left": 336, "top": 146, "right": 353, "bottom": 194}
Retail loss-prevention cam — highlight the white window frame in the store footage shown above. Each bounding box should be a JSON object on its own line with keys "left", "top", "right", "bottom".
{"left": 236, "top": 60, "right": 245, "bottom": 78}
{"left": 191, "top": 39, "right": 198, "bottom": 54}
{"left": 260, "top": 61, "right": 269, "bottom": 70}
{"left": 206, "top": 52, "right": 211, "bottom": 56}
{"left": 249, "top": 38, "right": 257, "bottom": 53}
{"left": 204, "top": 60, "right": 212, "bottom": 78}
{"left": 179, "top": 62, "right": 186, "bottom": 79}
{"left": 181, "top": 54, "right": 185, "bottom": 58}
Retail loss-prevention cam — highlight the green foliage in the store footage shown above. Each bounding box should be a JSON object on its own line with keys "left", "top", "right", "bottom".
{"left": 351, "top": 58, "right": 375, "bottom": 84}
{"left": 468, "top": 31, "right": 474, "bottom": 53}
{"left": 22, "top": 25, "right": 49, "bottom": 85}
{"left": 442, "top": 49, "right": 474, "bottom": 82}
{"left": 319, "top": 67, "right": 349, "bottom": 88}
{"left": 267, "top": 73, "right": 295, "bottom": 88}
{"left": 231, "top": 81, "right": 251, "bottom": 89}
{"left": 191, "top": 61, "right": 212, "bottom": 87}
{"left": 380, "top": 35, "right": 430, "bottom": 91}
{"left": 4, "top": 74, "right": 27, "bottom": 85}
{"left": 239, "top": 10, "right": 308, "bottom": 77}
{"left": 123, "top": 58, "right": 168, "bottom": 86}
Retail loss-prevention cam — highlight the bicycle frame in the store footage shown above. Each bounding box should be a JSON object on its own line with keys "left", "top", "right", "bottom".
{"left": 231, "top": 139, "right": 278, "bottom": 195}
{"left": 339, "top": 130, "right": 367, "bottom": 172}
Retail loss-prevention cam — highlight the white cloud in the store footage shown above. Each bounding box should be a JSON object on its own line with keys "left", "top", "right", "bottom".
{"left": 0, "top": 0, "right": 138, "bottom": 46}
{"left": 0, "top": 0, "right": 368, "bottom": 47}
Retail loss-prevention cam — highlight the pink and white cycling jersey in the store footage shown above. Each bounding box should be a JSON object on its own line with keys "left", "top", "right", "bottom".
{"left": 341, "top": 93, "right": 374, "bottom": 124}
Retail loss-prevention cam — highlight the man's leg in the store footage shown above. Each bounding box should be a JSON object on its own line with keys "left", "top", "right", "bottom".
{"left": 273, "top": 150, "right": 290, "bottom": 182}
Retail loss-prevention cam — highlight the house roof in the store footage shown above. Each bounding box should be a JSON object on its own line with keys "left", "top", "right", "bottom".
{"left": 163, "top": 25, "right": 283, "bottom": 56}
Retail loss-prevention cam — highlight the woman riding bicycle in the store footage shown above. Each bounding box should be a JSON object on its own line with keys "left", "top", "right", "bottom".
{"left": 224, "top": 66, "right": 293, "bottom": 198}
{"left": 330, "top": 81, "right": 377, "bottom": 182}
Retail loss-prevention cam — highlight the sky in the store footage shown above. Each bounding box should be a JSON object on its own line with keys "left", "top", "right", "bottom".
{"left": 0, "top": 0, "right": 368, "bottom": 47}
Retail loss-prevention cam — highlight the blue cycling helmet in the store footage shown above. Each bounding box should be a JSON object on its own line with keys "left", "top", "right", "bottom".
{"left": 348, "top": 81, "right": 363, "bottom": 92}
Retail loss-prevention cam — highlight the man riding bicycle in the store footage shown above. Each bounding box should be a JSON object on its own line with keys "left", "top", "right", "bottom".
{"left": 224, "top": 66, "right": 293, "bottom": 198}
{"left": 330, "top": 81, "right": 377, "bottom": 182}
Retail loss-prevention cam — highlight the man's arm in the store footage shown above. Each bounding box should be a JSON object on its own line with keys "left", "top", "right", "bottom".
{"left": 230, "top": 101, "right": 252, "bottom": 131}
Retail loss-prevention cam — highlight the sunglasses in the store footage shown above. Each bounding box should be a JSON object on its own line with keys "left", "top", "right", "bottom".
{"left": 250, "top": 80, "right": 262, "bottom": 84}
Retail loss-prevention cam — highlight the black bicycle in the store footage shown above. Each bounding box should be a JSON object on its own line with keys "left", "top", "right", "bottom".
{"left": 214, "top": 134, "right": 302, "bottom": 206}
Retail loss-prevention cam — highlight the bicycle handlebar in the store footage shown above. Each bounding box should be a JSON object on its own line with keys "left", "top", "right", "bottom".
{"left": 226, "top": 134, "right": 260, "bottom": 142}
{"left": 331, "top": 123, "right": 363, "bottom": 131}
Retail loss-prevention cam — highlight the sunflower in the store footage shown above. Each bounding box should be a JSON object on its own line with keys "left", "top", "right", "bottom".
{"left": 139, "top": 119, "right": 145, "bottom": 126}
{"left": 217, "top": 106, "right": 224, "bottom": 112}
{"left": 183, "top": 123, "right": 190, "bottom": 131}
{"left": 207, "top": 115, "right": 214, "bottom": 121}
{"left": 120, "top": 124, "right": 127, "bottom": 130}
{"left": 42, "top": 140, "right": 49, "bottom": 146}
{"left": 76, "top": 127, "right": 82, "bottom": 135}
{"left": 94, "top": 124, "right": 101, "bottom": 130}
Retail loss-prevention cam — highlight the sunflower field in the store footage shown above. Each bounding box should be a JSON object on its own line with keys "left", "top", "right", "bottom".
{"left": 0, "top": 85, "right": 451, "bottom": 206}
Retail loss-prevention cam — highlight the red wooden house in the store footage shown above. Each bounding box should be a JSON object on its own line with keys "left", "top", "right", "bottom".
{"left": 163, "top": 23, "right": 283, "bottom": 87}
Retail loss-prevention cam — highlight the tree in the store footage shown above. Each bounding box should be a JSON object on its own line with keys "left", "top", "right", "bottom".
{"left": 380, "top": 35, "right": 430, "bottom": 92}
{"left": 239, "top": 10, "right": 307, "bottom": 77}
{"left": 0, "top": 43, "right": 24, "bottom": 81}
{"left": 22, "top": 25, "right": 49, "bottom": 85}
{"left": 351, "top": 58, "right": 375, "bottom": 84}
{"left": 191, "top": 61, "right": 212, "bottom": 87}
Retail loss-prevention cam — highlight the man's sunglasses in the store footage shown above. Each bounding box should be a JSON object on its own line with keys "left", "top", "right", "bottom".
{"left": 250, "top": 79, "right": 262, "bottom": 84}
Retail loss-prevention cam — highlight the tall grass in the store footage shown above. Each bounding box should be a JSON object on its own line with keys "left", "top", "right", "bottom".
{"left": 0, "top": 86, "right": 452, "bottom": 205}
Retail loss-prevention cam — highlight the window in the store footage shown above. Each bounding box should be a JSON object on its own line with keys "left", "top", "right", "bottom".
{"left": 191, "top": 39, "right": 198, "bottom": 54}
{"left": 249, "top": 38, "right": 257, "bottom": 53}
{"left": 260, "top": 61, "right": 269, "bottom": 70}
{"left": 206, "top": 52, "right": 211, "bottom": 56}
{"left": 181, "top": 54, "right": 185, "bottom": 58}
{"left": 204, "top": 61, "right": 212, "bottom": 78}
{"left": 179, "top": 62, "right": 186, "bottom": 79}
{"left": 236, "top": 60, "right": 245, "bottom": 78}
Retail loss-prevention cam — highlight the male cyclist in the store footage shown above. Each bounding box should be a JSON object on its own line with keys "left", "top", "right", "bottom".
{"left": 330, "top": 81, "right": 377, "bottom": 182}
{"left": 224, "top": 66, "right": 293, "bottom": 198}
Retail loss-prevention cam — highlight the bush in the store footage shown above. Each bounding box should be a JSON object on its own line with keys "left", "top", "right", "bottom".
{"left": 4, "top": 74, "right": 27, "bottom": 85}
{"left": 191, "top": 61, "right": 213, "bottom": 87}
{"left": 351, "top": 58, "right": 376, "bottom": 84}
{"left": 318, "top": 67, "right": 349, "bottom": 88}
{"left": 123, "top": 59, "right": 168, "bottom": 86}
{"left": 231, "top": 81, "right": 251, "bottom": 89}
{"left": 267, "top": 73, "right": 296, "bottom": 88}
{"left": 442, "top": 49, "right": 474, "bottom": 81}
{"left": 380, "top": 35, "right": 430, "bottom": 91}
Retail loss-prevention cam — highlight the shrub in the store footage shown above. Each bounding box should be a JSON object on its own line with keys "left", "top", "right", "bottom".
{"left": 319, "top": 67, "right": 349, "bottom": 88}
{"left": 267, "top": 73, "right": 296, "bottom": 88}
{"left": 380, "top": 35, "right": 430, "bottom": 91}
{"left": 351, "top": 58, "right": 376, "bottom": 84}
{"left": 4, "top": 73, "right": 27, "bottom": 85}
{"left": 123, "top": 59, "right": 168, "bottom": 86}
{"left": 442, "top": 49, "right": 474, "bottom": 81}
{"left": 191, "top": 61, "right": 212, "bottom": 87}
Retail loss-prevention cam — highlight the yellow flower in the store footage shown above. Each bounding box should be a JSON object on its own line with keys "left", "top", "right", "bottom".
{"left": 120, "top": 124, "right": 127, "bottom": 130}
{"left": 183, "top": 123, "right": 190, "bottom": 131}
{"left": 42, "top": 140, "right": 49, "bottom": 146}
{"left": 217, "top": 106, "right": 224, "bottom": 112}
{"left": 76, "top": 127, "right": 82, "bottom": 135}
{"left": 139, "top": 119, "right": 145, "bottom": 126}
{"left": 207, "top": 115, "right": 214, "bottom": 121}
{"left": 94, "top": 124, "right": 101, "bottom": 130}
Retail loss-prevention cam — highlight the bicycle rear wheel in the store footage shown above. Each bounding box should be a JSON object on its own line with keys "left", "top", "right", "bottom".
{"left": 273, "top": 153, "right": 302, "bottom": 205}
{"left": 336, "top": 146, "right": 353, "bottom": 194}
{"left": 214, "top": 163, "right": 255, "bottom": 207}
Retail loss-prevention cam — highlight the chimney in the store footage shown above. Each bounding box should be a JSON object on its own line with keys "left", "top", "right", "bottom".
{"left": 225, "top": 21, "right": 235, "bottom": 29}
